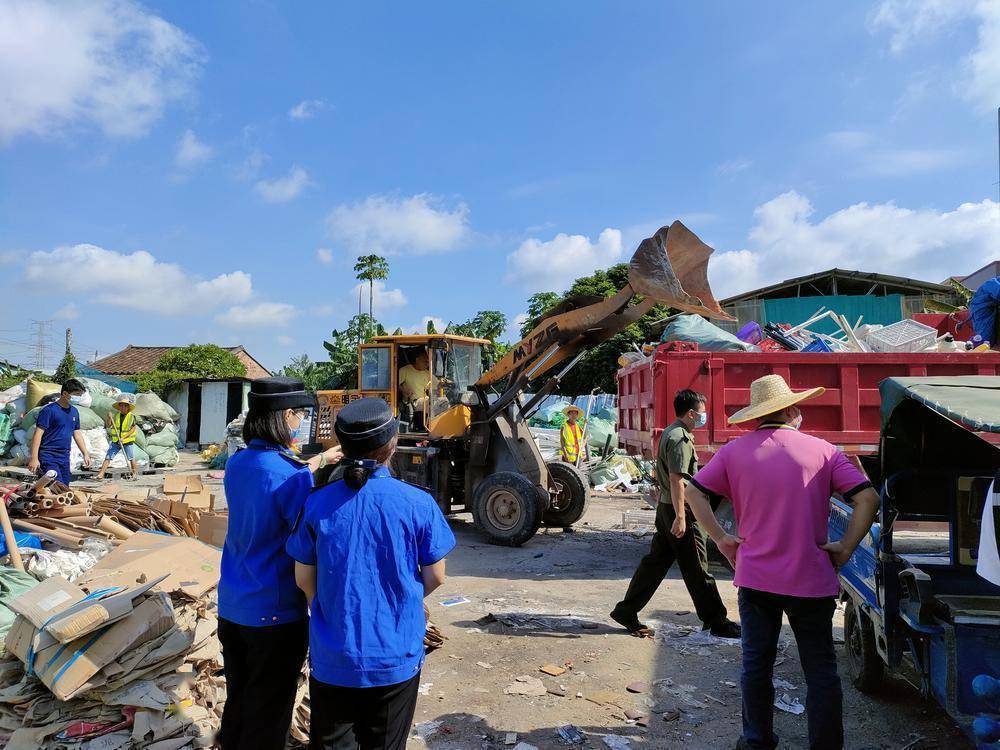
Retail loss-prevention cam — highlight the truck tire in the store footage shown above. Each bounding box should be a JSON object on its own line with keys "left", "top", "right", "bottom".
{"left": 543, "top": 461, "right": 591, "bottom": 527}
{"left": 472, "top": 472, "right": 544, "bottom": 547}
{"left": 844, "top": 600, "right": 884, "bottom": 693}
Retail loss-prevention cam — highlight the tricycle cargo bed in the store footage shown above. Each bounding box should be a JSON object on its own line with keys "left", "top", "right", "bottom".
{"left": 617, "top": 349, "right": 1000, "bottom": 458}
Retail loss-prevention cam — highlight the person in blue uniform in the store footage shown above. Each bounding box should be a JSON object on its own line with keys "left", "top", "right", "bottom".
{"left": 287, "top": 397, "right": 456, "bottom": 750}
{"left": 27, "top": 378, "right": 90, "bottom": 484}
{"left": 217, "top": 377, "right": 343, "bottom": 750}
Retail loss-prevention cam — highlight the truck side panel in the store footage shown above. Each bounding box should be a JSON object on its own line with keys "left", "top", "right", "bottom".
{"left": 618, "top": 349, "right": 1000, "bottom": 458}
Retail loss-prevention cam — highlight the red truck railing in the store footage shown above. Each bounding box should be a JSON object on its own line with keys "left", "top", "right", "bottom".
{"left": 617, "top": 347, "right": 1000, "bottom": 459}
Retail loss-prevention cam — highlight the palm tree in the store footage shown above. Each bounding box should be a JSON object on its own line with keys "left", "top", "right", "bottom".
{"left": 354, "top": 254, "right": 390, "bottom": 341}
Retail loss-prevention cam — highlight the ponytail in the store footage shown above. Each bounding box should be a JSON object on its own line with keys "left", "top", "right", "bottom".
{"left": 343, "top": 459, "right": 380, "bottom": 489}
{"left": 340, "top": 436, "right": 398, "bottom": 490}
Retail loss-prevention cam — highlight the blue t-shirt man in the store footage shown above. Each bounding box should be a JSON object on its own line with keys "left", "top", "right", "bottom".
{"left": 219, "top": 439, "right": 314, "bottom": 626}
{"left": 30, "top": 382, "right": 89, "bottom": 485}
{"left": 286, "top": 465, "right": 456, "bottom": 688}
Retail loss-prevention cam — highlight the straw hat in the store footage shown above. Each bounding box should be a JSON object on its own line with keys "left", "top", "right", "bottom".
{"left": 113, "top": 395, "right": 135, "bottom": 412}
{"left": 562, "top": 404, "right": 584, "bottom": 418}
{"left": 727, "top": 374, "right": 824, "bottom": 425}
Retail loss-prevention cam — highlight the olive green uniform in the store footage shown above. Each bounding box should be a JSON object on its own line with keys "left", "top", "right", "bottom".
{"left": 612, "top": 420, "right": 728, "bottom": 627}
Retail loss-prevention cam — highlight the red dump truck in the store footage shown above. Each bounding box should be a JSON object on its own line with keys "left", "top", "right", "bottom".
{"left": 617, "top": 348, "right": 1000, "bottom": 459}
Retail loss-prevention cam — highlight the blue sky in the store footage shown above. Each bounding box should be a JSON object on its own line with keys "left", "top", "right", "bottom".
{"left": 1, "top": 0, "right": 997, "bottom": 373}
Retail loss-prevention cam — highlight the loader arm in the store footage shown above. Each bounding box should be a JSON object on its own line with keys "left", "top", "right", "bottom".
{"left": 476, "top": 220, "right": 732, "bottom": 393}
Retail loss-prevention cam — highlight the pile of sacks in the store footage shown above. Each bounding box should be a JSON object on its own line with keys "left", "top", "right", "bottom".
{"left": 0, "top": 378, "right": 181, "bottom": 470}
{"left": 527, "top": 397, "right": 619, "bottom": 458}
{"left": 0, "top": 532, "right": 224, "bottom": 749}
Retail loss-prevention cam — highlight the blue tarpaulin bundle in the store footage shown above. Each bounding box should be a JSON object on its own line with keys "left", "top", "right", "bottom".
{"left": 0, "top": 531, "right": 41, "bottom": 558}
{"left": 970, "top": 278, "right": 1000, "bottom": 344}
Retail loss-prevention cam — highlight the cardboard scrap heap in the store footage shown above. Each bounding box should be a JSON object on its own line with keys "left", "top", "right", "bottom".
{"left": 0, "top": 473, "right": 231, "bottom": 748}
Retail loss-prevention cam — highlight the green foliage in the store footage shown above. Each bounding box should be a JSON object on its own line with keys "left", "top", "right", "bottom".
{"left": 520, "top": 291, "right": 561, "bottom": 337}
{"left": 426, "top": 319, "right": 438, "bottom": 334}
{"left": 319, "top": 314, "right": 387, "bottom": 389}
{"left": 280, "top": 354, "right": 336, "bottom": 392}
{"left": 354, "top": 254, "right": 390, "bottom": 340}
{"left": 133, "top": 345, "right": 247, "bottom": 397}
{"left": 158, "top": 345, "right": 246, "bottom": 379}
{"left": 53, "top": 351, "right": 77, "bottom": 385}
{"left": 451, "top": 310, "right": 508, "bottom": 342}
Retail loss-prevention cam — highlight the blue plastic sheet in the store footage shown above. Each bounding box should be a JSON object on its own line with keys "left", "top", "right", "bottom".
{"left": 0, "top": 531, "right": 41, "bottom": 557}
{"left": 970, "top": 278, "right": 1000, "bottom": 344}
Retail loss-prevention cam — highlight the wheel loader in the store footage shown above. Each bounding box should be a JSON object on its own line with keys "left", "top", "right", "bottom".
{"left": 315, "top": 220, "right": 731, "bottom": 546}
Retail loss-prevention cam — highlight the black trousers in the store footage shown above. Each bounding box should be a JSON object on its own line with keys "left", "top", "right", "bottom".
{"left": 309, "top": 673, "right": 421, "bottom": 750}
{"left": 614, "top": 501, "right": 728, "bottom": 626}
{"left": 218, "top": 617, "right": 308, "bottom": 750}
{"left": 739, "top": 588, "right": 842, "bottom": 750}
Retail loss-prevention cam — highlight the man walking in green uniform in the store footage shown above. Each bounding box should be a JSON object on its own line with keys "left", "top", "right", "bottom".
{"left": 611, "top": 389, "right": 740, "bottom": 639}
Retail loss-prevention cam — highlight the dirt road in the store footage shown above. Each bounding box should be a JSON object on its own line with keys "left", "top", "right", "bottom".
{"left": 413, "top": 493, "right": 969, "bottom": 749}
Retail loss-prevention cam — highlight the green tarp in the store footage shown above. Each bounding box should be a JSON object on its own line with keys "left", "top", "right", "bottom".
{"left": 880, "top": 376, "right": 1000, "bottom": 433}
{"left": 764, "top": 294, "right": 904, "bottom": 335}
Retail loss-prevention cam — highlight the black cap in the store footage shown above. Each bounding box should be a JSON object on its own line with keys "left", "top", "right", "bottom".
{"left": 247, "top": 376, "right": 316, "bottom": 412}
{"left": 334, "top": 397, "right": 397, "bottom": 454}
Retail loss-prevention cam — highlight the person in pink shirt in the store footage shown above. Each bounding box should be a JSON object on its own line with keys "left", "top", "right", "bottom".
{"left": 685, "top": 375, "right": 879, "bottom": 750}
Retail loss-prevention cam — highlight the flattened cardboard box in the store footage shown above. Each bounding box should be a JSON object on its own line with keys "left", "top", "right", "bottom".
{"left": 5, "top": 593, "right": 174, "bottom": 701}
{"left": 196, "top": 512, "right": 228, "bottom": 548}
{"left": 81, "top": 531, "right": 222, "bottom": 600}
{"left": 9, "top": 575, "right": 85, "bottom": 627}
{"left": 162, "top": 474, "right": 204, "bottom": 494}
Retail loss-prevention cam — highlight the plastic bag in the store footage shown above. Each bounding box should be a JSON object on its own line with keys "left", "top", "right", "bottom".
{"left": 970, "top": 277, "right": 1000, "bottom": 344}
{"left": 0, "top": 413, "right": 10, "bottom": 446}
{"left": 134, "top": 392, "right": 179, "bottom": 422}
{"left": 146, "top": 423, "right": 179, "bottom": 448}
{"left": 146, "top": 445, "right": 179, "bottom": 466}
{"left": 25, "top": 538, "right": 112, "bottom": 582}
{"left": 19, "top": 406, "right": 41, "bottom": 430}
{"left": 88, "top": 393, "right": 116, "bottom": 420}
{"left": 76, "top": 405, "right": 104, "bottom": 430}
{"left": 26, "top": 379, "right": 59, "bottom": 410}
{"left": 661, "top": 314, "right": 758, "bottom": 352}
{"left": 585, "top": 417, "right": 617, "bottom": 452}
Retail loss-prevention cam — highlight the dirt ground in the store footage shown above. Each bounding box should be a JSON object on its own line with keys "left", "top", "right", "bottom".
{"left": 129, "top": 454, "right": 969, "bottom": 750}
{"left": 410, "top": 493, "right": 970, "bottom": 750}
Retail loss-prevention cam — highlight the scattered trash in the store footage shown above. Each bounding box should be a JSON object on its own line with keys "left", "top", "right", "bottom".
{"left": 585, "top": 690, "right": 621, "bottom": 706}
{"left": 504, "top": 676, "right": 547, "bottom": 697}
{"left": 413, "top": 720, "right": 442, "bottom": 740}
{"left": 774, "top": 693, "right": 805, "bottom": 715}
{"left": 548, "top": 686, "right": 568, "bottom": 697}
{"left": 602, "top": 735, "right": 632, "bottom": 750}
{"left": 720, "top": 680, "right": 737, "bottom": 688}
{"left": 418, "top": 682, "right": 434, "bottom": 696}
{"left": 476, "top": 661, "right": 494, "bottom": 669}
{"left": 772, "top": 677, "right": 796, "bottom": 691}
{"left": 513, "top": 743, "right": 539, "bottom": 750}
{"left": 504, "top": 732, "right": 518, "bottom": 745}
{"left": 624, "top": 708, "right": 644, "bottom": 720}
{"left": 625, "top": 681, "right": 648, "bottom": 694}
{"left": 540, "top": 664, "right": 566, "bottom": 677}
{"left": 557, "top": 725, "right": 586, "bottom": 744}
{"left": 662, "top": 709, "right": 681, "bottom": 722}
{"left": 703, "top": 693, "right": 726, "bottom": 706}
{"left": 440, "top": 596, "right": 470, "bottom": 607}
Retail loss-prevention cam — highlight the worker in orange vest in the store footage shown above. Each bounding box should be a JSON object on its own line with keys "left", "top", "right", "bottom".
{"left": 560, "top": 405, "right": 589, "bottom": 464}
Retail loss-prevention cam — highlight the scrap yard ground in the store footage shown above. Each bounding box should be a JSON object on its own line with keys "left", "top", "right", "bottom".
{"left": 138, "top": 455, "right": 968, "bottom": 750}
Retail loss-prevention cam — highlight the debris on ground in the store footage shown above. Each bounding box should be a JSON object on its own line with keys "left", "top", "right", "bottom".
{"left": 557, "top": 725, "right": 586, "bottom": 744}
{"left": 503, "top": 676, "right": 546, "bottom": 697}
{"left": 774, "top": 693, "right": 805, "bottom": 715}
{"left": 602, "top": 734, "right": 632, "bottom": 750}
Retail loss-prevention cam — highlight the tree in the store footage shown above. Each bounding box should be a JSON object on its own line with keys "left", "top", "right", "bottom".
{"left": 520, "top": 291, "right": 561, "bottom": 337}
{"left": 353, "top": 254, "right": 389, "bottom": 341}
{"left": 453, "top": 310, "right": 508, "bottom": 342}
{"left": 53, "top": 351, "right": 77, "bottom": 385}
{"left": 320, "top": 314, "right": 387, "bottom": 389}
{"left": 133, "top": 344, "right": 246, "bottom": 396}
{"left": 426, "top": 319, "right": 437, "bottom": 334}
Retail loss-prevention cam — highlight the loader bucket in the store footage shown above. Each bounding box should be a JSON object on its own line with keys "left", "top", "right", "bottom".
{"left": 628, "top": 220, "right": 733, "bottom": 321}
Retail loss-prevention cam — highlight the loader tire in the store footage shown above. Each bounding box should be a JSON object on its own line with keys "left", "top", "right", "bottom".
{"left": 844, "top": 600, "right": 883, "bottom": 694}
{"left": 472, "top": 472, "right": 544, "bottom": 547}
{"left": 543, "top": 461, "right": 591, "bottom": 527}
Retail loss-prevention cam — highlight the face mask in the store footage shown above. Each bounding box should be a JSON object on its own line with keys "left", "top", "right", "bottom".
{"left": 694, "top": 411, "right": 708, "bottom": 428}
{"left": 789, "top": 412, "right": 803, "bottom": 430}
{"left": 69, "top": 395, "right": 83, "bottom": 405}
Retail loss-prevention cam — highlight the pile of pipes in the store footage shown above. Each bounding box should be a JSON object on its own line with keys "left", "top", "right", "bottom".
{"left": 3, "top": 471, "right": 76, "bottom": 516}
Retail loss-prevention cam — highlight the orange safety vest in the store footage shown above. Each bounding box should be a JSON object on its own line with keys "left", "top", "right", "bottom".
{"left": 560, "top": 421, "right": 585, "bottom": 463}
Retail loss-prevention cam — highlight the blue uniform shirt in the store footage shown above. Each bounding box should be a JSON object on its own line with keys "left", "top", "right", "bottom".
{"left": 286, "top": 466, "right": 456, "bottom": 688}
{"left": 35, "top": 402, "right": 80, "bottom": 461}
{"left": 219, "top": 439, "right": 313, "bottom": 627}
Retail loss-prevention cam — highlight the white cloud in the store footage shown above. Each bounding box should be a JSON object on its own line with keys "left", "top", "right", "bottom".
{"left": 0, "top": 0, "right": 202, "bottom": 143}
{"left": 505, "top": 228, "right": 623, "bottom": 294}
{"left": 310, "top": 303, "right": 336, "bottom": 317}
{"left": 0, "top": 251, "right": 17, "bottom": 265}
{"left": 216, "top": 302, "right": 298, "bottom": 328}
{"left": 351, "top": 281, "right": 407, "bottom": 312}
{"left": 715, "top": 158, "right": 752, "bottom": 177}
{"left": 255, "top": 166, "right": 312, "bottom": 203}
{"left": 53, "top": 303, "right": 79, "bottom": 320}
{"left": 289, "top": 99, "right": 328, "bottom": 120}
{"left": 277, "top": 335, "right": 295, "bottom": 346}
{"left": 506, "top": 312, "right": 529, "bottom": 342}
{"left": 25, "top": 243, "right": 252, "bottom": 315}
{"left": 326, "top": 194, "right": 471, "bottom": 255}
{"left": 316, "top": 248, "right": 334, "bottom": 265}
{"left": 871, "top": 0, "right": 1000, "bottom": 111}
{"left": 236, "top": 148, "right": 268, "bottom": 181}
{"left": 174, "top": 129, "right": 213, "bottom": 170}
{"left": 825, "top": 130, "right": 872, "bottom": 150}
{"left": 824, "top": 130, "right": 963, "bottom": 176}
{"left": 710, "top": 190, "right": 1000, "bottom": 298}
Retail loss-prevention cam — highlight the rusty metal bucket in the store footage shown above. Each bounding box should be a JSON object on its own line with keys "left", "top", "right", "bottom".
{"left": 628, "top": 220, "right": 733, "bottom": 321}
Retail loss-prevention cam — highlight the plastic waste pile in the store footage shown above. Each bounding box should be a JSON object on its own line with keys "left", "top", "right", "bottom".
{"left": 0, "top": 378, "right": 181, "bottom": 471}
{"left": 588, "top": 451, "right": 655, "bottom": 493}
{"left": 199, "top": 414, "right": 245, "bottom": 470}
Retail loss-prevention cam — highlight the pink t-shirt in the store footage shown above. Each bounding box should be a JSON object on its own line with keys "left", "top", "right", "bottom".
{"left": 691, "top": 425, "right": 870, "bottom": 598}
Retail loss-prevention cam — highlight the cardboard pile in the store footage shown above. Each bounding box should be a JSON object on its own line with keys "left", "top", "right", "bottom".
{"left": 0, "top": 532, "right": 224, "bottom": 749}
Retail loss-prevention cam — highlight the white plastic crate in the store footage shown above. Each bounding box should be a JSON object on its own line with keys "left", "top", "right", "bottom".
{"left": 866, "top": 319, "right": 937, "bottom": 353}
